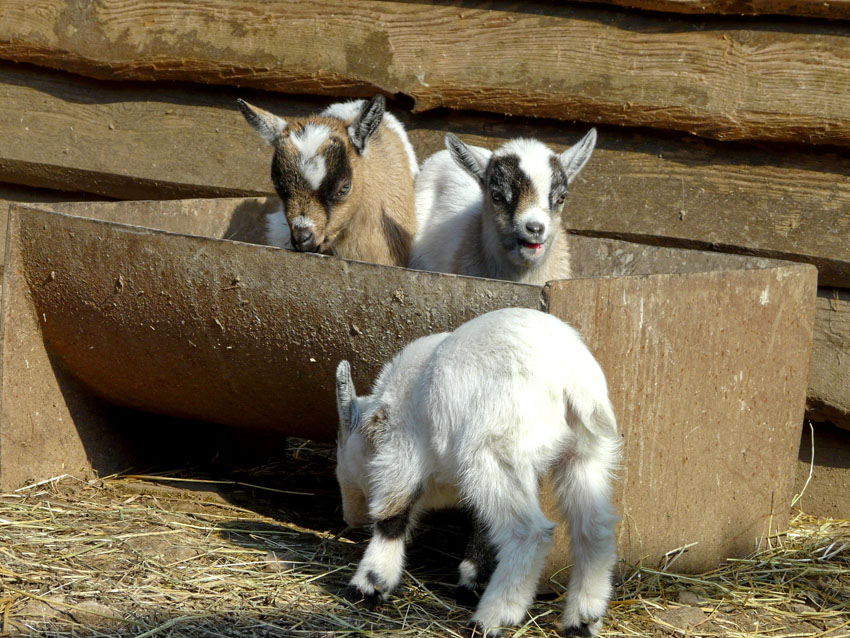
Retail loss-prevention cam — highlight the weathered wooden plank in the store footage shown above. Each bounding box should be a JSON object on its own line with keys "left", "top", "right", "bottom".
{"left": 1, "top": 1, "right": 849, "bottom": 145}
{"left": 0, "top": 67, "right": 272, "bottom": 199}
{"left": 3, "top": 64, "right": 849, "bottom": 287}
{"left": 795, "top": 422, "right": 850, "bottom": 518}
{"left": 571, "top": 0, "right": 850, "bottom": 20}
{"left": 808, "top": 289, "right": 850, "bottom": 430}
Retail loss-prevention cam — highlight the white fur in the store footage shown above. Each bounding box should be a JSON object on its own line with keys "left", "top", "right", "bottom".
{"left": 291, "top": 123, "right": 331, "bottom": 189}
{"left": 349, "top": 534, "right": 408, "bottom": 600}
{"left": 458, "top": 558, "right": 478, "bottom": 588}
{"left": 382, "top": 112, "right": 419, "bottom": 177}
{"left": 291, "top": 215, "right": 315, "bottom": 233}
{"left": 409, "top": 147, "right": 488, "bottom": 272}
{"left": 321, "top": 99, "right": 364, "bottom": 122}
{"left": 409, "top": 131, "right": 596, "bottom": 285}
{"left": 336, "top": 308, "right": 620, "bottom": 636}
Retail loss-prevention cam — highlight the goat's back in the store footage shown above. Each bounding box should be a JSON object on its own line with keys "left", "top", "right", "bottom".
{"left": 417, "top": 309, "right": 610, "bottom": 467}
{"left": 408, "top": 148, "right": 490, "bottom": 274}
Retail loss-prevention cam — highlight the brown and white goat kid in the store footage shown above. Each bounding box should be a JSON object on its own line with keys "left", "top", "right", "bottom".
{"left": 409, "top": 130, "right": 596, "bottom": 284}
{"left": 238, "top": 96, "right": 418, "bottom": 266}
{"left": 335, "top": 308, "right": 621, "bottom": 637}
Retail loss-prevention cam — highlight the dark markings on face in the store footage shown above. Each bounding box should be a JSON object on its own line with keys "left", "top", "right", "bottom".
{"left": 318, "top": 137, "right": 353, "bottom": 214}
{"left": 271, "top": 146, "right": 305, "bottom": 204}
{"left": 484, "top": 155, "right": 550, "bottom": 257}
{"left": 549, "top": 155, "right": 569, "bottom": 211}
{"left": 485, "top": 155, "right": 538, "bottom": 224}
{"left": 271, "top": 132, "right": 352, "bottom": 222}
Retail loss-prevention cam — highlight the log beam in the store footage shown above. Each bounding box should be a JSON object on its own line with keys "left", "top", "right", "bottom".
{"left": 1, "top": 1, "right": 849, "bottom": 144}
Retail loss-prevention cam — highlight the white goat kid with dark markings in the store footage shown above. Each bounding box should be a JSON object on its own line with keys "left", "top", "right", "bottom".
{"left": 238, "top": 96, "right": 418, "bottom": 266}
{"left": 409, "top": 130, "right": 596, "bottom": 284}
{"left": 335, "top": 308, "right": 621, "bottom": 637}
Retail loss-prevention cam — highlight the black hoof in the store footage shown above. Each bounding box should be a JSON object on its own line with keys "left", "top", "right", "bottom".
{"left": 468, "top": 620, "right": 503, "bottom": 637}
{"left": 456, "top": 584, "right": 481, "bottom": 607}
{"left": 343, "top": 585, "right": 384, "bottom": 610}
{"left": 561, "top": 621, "right": 595, "bottom": 637}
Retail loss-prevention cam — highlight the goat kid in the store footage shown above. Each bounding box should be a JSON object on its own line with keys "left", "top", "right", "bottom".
{"left": 409, "top": 131, "right": 596, "bottom": 284}
{"left": 335, "top": 308, "right": 621, "bottom": 637}
{"left": 238, "top": 96, "right": 418, "bottom": 266}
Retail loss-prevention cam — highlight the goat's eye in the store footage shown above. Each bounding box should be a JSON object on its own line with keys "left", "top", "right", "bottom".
{"left": 491, "top": 190, "right": 505, "bottom": 203}
{"left": 335, "top": 182, "right": 351, "bottom": 199}
{"left": 553, "top": 191, "right": 567, "bottom": 207}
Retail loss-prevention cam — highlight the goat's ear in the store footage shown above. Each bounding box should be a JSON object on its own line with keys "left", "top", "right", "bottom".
{"left": 336, "top": 360, "right": 360, "bottom": 432}
{"left": 348, "top": 95, "right": 385, "bottom": 154}
{"left": 445, "top": 133, "right": 486, "bottom": 185}
{"left": 237, "top": 99, "right": 288, "bottom": 144}
{"left": 558, "top": 128, "right": 597, "bottom": 184}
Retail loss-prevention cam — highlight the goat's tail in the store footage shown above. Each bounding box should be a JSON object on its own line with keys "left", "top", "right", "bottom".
{"left": 590, "top": 399, "right": 618, "bottom": 438}
{"left": 565, "top": 384, "right": 619, "bottom": 441}
{"left": 565, "top": 388, "right": 622, "bottom": 479}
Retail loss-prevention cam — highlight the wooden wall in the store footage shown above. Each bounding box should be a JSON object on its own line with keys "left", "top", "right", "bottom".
{"left": 0, "top": 0, "right": 848, "bottom": 429}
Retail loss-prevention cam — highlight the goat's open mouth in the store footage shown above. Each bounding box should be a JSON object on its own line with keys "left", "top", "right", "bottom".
{"left": 519, "top": 240, "right": 545, "bottom": 256}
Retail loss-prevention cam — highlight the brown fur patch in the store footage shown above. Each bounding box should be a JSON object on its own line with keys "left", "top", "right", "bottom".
{"left": 361, "top": 405, "right": 390, "bottom": 446}
{"left": 381, "top": 208, "right": 413, "bottom": 265}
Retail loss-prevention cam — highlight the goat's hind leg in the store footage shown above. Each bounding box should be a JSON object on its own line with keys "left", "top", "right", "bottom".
{"left": 347, "top": 495, "right": 422, "bottom": 609}
{"left": 555, "top": 447, "right": 619, "bottom": 636}
{"left": 464, "top": 468, "right": 556, "bottom": 636}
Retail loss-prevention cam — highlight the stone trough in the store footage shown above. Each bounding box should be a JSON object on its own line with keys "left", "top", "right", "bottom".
{"left": 0, "top": 198, "right": 816, "bottom": 580}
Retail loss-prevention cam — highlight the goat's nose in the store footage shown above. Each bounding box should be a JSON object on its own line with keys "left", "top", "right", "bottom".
{"left": 525, "top": 221, "right": 544, "bottom": 236}
{"left": 292, "top": 230, "right": 315, "bottom": 251}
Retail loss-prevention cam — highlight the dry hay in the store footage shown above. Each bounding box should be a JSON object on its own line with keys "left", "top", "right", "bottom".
{"left": 0, "top": 440, "right": 847, "bottom": 638}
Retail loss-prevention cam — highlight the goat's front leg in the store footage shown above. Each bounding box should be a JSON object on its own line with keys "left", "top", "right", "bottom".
{"left": 347, "top": 498, "right": 421, "bottom": 608}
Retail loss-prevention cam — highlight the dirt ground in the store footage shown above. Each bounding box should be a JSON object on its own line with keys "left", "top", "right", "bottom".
{"left": 0, "top": 440, "right": 847, "bottom": 638}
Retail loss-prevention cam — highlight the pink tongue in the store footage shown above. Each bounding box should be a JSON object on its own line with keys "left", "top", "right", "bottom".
{"left": 523, "top": 242, "right": 543, "bottom": 253}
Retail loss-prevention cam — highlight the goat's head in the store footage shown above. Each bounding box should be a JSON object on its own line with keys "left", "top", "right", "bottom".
{"left": 446, "top": 129, "right": 596, "bottom": 269}
{"left": 334, "top": 360, "right": 372, "bottom": 527}
{"left": 238, "top": 96, "right": 386, "bottom": 254}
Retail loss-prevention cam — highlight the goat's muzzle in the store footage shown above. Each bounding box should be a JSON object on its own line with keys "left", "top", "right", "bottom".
{"left": 292, "top": 230, "right": 319, "bottom": 252}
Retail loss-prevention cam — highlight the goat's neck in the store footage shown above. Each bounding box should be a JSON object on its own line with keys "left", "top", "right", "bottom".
{"left": 331, "top": 185, "right": 412, "bottom": 266}
{"left": 332, "top": 201, "right": 384, "bottom": 260}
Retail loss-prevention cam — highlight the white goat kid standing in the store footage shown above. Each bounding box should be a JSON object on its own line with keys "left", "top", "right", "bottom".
{"left": 409, "top": 130, "right": 596, "bottom": 284}
{"left": 238, "top": 96, "right": 418, "bottom": 266}
{"left": 335, "top": 308, "right": 621, "bottom": 637}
